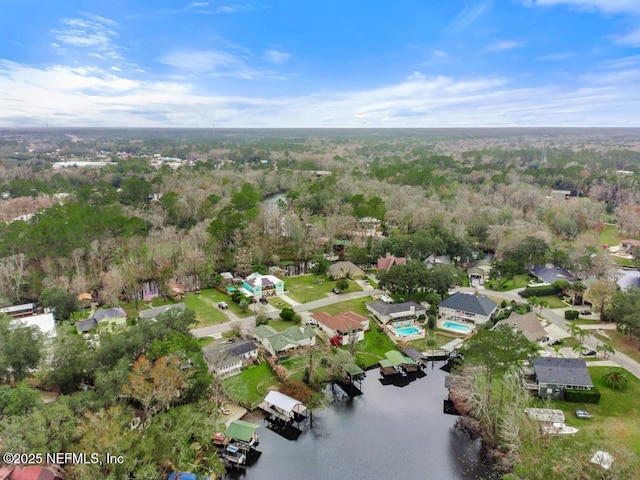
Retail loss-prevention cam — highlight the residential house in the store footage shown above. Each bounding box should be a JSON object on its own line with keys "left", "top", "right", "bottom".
{"left": 494, "top": 312, "right": 547, "bottom": 342}
{"left": 76, "top": 307, "right": 127, "bottom": 334}
{"left": 620, "top": 239, "right": 640, "bottom": 255}
{"left": 327, "top": 261, "right": 365, "bottom": 280}
{"left": 529, "top": 266, "right": 575, "bottom": 285}
{"left": 202, "top": 340, "right": 259, "bottom": 378}
{"left": 0, "top": 303, "right": 35, "bottom": 318}
{"left": 253, "top": 324, "right": 316, "bottom": 356}
{"left": 438, "top": 292, "right": 497, "bottom": 326}
{"left": 467, "top": 259, "right": 492, "bottom": 285}
{"left": 10, "top": 312, "right": 57, "bottom": 338}
{"left": 242, "top": 272, "right": 285, "bottom": 298}
{"left": 311, "top": 310, "right": 369, "bottom": 346}
{"left": 377, "top": 253, "right": 407, "bottom": 272}
{"left": 532, "top": 357, "right": 594, "bottom": 399}
{"left": 366, "top": 300, "right": 427, "bottom": 326}
{"left": 138, "top": 302, "right": 186, "bottom": 322}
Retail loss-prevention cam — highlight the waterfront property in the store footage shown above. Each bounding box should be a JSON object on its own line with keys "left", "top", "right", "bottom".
{"left": 259, "top": 390, "right": 308, "bottom": 426}
{"left": 226, "top": 420, "right": 261, "bottom": 448}
{"left": 75, "top": 306, "right": 127, "bottom": 333}
{"left": 253, "top": 324, "right": 316, "bottom": 356}
{"left": 311, "top": 310, "right": 369, "bottom": 346}
{"left": 202, "top": 340, "right": 259, "bottom": 378}
{"left": 531, "top": 357, "right": 594, "bottom": 399}
{"left": 379, "top": 350, "right": 418, "bottom": 377}
{"left": 438, "top": 292, "right": 497, "bottom": 326}
{"left": 366, "top": 299, "right": 427, "bottom": 325}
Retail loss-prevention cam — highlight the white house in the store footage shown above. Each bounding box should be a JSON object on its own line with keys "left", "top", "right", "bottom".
{"left": 366, "top": 300, "right": 427, "bottom": 326}
{"left": 438, "top": 292, "right": 497, "bottom": 325}
{"left": 202, "top": 340, "right": 259, "bottom": 378}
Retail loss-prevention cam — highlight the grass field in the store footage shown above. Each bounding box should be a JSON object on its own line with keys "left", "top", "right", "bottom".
{"left": 597, "top": 329, "right": 640, "bottom": 364}
{"left": 309, "top": 297, "right": 372, "bottom": 316}
{"left": 182, "top": 289, "right": 230, "bottom": 327}
{"left": 599, "top": 223, "right": 621, "bottom": 247}
{"left": 514, "top": 365, "right": 640, "bottom": 478}
{"left": 223, "top": 363, "right": 278, "bottom": 407}
{"left": 538, "top": 295, "right": 567, "bottom": 308}
{"left": 284, "top": 274, "right": 362, "bottom": 303}
{"left": 354, "top": 325, "right": 398, "bottom": 368}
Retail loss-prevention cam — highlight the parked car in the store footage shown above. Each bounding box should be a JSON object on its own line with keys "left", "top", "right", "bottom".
{"left": 575, "top": 410, "right": 592, "bottom": 419}
{"left": 259, "top": 297, "right": 268, "bottom": 304}
{"left": 362, "top": 279, "right": 370, "bottom": 285}
{"left": 546, "top": 337, "right": 563, "bottom": 346}
{"left": 583, "top": 349, "right": 597, "bottom": 356}
{"left": 218, "top": 302, "right": 229, "bottom": 310}
{"left": 580, "top": 310, "right": 592, "bottom": 315}
{"left": 332, "top": 288, "right": 341, "bottom": 294}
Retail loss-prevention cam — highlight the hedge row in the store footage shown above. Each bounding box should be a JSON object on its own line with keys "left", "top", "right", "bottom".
{"left": 564, "top": 310, "right": 579, "bottom": 320}
{"left": 565, "top": 386, "right": 601, "bottom": 404}
{"left": 519, "top": 285, "right": 562, "bottom": 298}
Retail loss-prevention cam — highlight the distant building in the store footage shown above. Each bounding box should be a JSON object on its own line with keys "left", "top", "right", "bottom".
{"left": 328, "top": 261, "right": 365, "bottom": 280}
{"left": 138, "top": 303, "right": 186, "bottom": 322}
{"left": 253, "top": 324, "right": 315, "bottom": 356}
{"left": 10, "top": 312, "right": 57, "bottom": 338}
{"left": 366, "top": 300, "right": 427, "bottom": 325}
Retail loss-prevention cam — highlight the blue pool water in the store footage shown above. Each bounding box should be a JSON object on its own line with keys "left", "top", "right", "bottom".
{"left": 442, "top": 321, "right": 473, "bottom": 334}
{"left": 394, "top": 326, "right": 420, "bottom": 336}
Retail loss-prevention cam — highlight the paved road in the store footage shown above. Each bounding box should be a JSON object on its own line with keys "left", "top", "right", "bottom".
{"left": 190, "top": 288, "right": 383, "bottom": 338}
{"left": 455, "top": 286, "right": 640, "bottom": 380}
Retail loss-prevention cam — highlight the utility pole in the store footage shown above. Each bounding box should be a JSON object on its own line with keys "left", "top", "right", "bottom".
{"left": 541, "top": 134, "right": 548, "bottom": 165}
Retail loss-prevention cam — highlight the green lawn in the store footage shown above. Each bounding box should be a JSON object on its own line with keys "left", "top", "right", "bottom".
{"left": 267, "top": 297, "right": 291, "bottom": 310}
{"left": 284, "top": 274, "right": 362, "bottom": 303}
{"left": 354, "top": 326, "right": 398, "bottom": 368}
{"left": 538, "top": 295, "right": 567, "bottom": 308}
{"left": 484, "top": 274, "right": 531, "bottom": 291}
{"left": 266, "top": 319, "right": 297, "bottom": 332}
{"left": 182, "top": 289, "right": 231, "bottom": 327}
{"left": 223, "top": 363, "right": 278, "bottom": 408}
{"left": 408, "top": 332, "right": 455, "bottom": 351}
{"left": 515, "top": 366, "right": 640, "bottom": 478}
{"left": 309, "top": 297, "right": 372, "bottom": 316}
{"left": 599, "top": 223, "right": 621, "bottom": 247}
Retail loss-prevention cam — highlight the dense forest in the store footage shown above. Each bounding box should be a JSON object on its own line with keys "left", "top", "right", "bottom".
{"left": 1, "top": 127, "right": 640, "bottom": 478}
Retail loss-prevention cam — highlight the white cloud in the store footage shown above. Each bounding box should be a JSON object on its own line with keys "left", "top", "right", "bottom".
{"left": 160, "top": 50, "right": 263, "bottom": 79}
{"left": 432, "top": 50, "right": 449, "bottom": 59}
{"left": 448, "top": 0, "right": 494, "bottom": 33}
{"left": 539, "top": 52, "right": 573, "bottom": 60}
{"left": 263, "top": 50, "right": 291, "bottom": 64}
{"left": 612, "top": 28, "right": 640, "bottom": 47}
{"left": 1, "top": 59, "right": 639, "bottom": 127}
{"left": 53, "top": 17, "right": 117, "bottom": 50}
{"left": 524, "top": 0, "right": 640, "bottom": 15}
{"left": 188, "top": 2, "right": 209, "bottom": 7}
{"left": 486, "top": 41, "right": 523, "bottom": 52}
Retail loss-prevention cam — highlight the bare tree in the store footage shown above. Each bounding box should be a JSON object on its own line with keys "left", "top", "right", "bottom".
{"left": 0, "top": 253, "right": 28, "bottom": 301}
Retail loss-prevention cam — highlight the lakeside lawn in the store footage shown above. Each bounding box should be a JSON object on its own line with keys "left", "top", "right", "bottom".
{"left": 515, "top": 366, "right": 640, "bottom": 478}
{"left": 284, "top": 274, "right": 362, "bottom": 303}
{"left": 355, "top": 325, "right": 397, "bottom": 369}
{"left": 408, "top": 331, "right": 458, "bottom": 352}
{"left": 223, "top": 363, "right": 278, "bottom": 408}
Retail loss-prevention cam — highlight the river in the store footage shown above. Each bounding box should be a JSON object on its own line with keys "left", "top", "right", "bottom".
{"left": 225, "top": 364, "right": 497, "bottom": 480}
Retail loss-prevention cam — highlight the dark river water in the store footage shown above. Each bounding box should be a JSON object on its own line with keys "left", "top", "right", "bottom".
{"left": 225, "top": 363, "right": 497, "bottom": 480}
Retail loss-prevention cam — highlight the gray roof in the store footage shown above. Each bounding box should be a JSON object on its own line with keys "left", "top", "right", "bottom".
{"left": 138, "top": 303, "right": 185, "bottom": 320}
{"left": 439, "top": 293, "right": 497, "bottom": 316}
{"left": 366, "top": 300, "right": 426, "bottom": 316}
{"left": 90, "top": 307, "right": 126, "bottom": 323}
{"left": 76, "top": 318, "right": 97, "bottom": 333}
{"left": 530, "top": 266, "right": 575, "bottom": 284}
{"left": 226, "top": 340, "right": 258, "bottom": 356}
{"left": 532, "top": 357, "right": 593, "bottom": 387}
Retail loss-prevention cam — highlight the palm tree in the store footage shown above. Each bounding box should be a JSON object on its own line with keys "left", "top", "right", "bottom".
{"left": 596, "top": 343, "right": 615, "bottom": 360}
{"left": 552, "top": 344, "right": 564, "bottom": 358}
{"left": 572, "top": 343, "right": 586, "bottom": 358}
{"left": 602, "top": 368, "right": 629, "bottom": 390}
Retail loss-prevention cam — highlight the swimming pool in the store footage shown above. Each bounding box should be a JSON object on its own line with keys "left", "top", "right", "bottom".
{"left": 393, "top": 326, "right": 421, "bottom": 336}
{"left": 442, "top": 321, "right": 473, "bottom": 334}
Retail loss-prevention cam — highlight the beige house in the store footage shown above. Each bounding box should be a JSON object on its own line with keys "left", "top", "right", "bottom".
{"left": 328, "top": 261, "right": 365, "bottom": 280}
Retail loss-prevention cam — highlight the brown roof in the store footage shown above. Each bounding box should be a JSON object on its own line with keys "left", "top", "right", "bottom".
{"left": 311, "top": 311, "right": 369, "bottom": 333}
{"left": 495, "top": 312, "right": 547, "bottom": 342}
{"left": 377, "top": 255, "right": 407, "bottom": 272}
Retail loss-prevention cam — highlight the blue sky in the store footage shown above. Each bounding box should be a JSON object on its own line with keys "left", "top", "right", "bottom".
{"left": 1, "top": 0, "right": 639, "bottom": 127}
